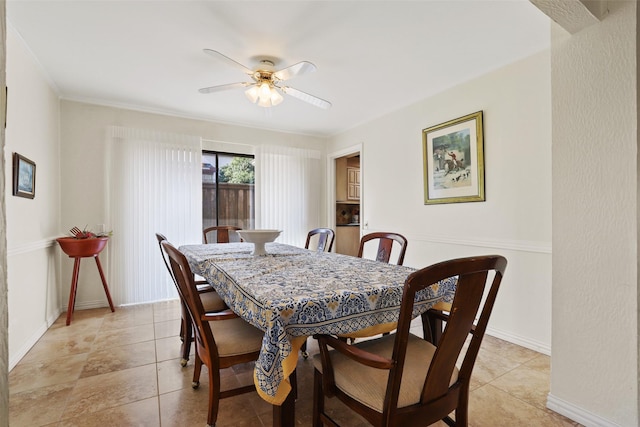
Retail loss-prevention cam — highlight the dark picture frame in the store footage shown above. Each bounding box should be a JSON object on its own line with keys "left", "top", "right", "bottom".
{"left": 422, "top": 111, "right": 485, "bottom": 205}
{"left": 12, "top": 152, "right": 36, "bottom": 199}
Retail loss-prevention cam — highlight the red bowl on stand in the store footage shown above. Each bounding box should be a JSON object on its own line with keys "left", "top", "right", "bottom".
{"left": 56, "top": 236, "right": 109, "bottom": 257}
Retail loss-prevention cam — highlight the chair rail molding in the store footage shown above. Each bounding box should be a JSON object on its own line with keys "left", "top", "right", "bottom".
{"left": 369, "top": 230, "right": 551, "bottom": 254}
{"left": 7, "top": 237, "right": 57, "bottom": 257}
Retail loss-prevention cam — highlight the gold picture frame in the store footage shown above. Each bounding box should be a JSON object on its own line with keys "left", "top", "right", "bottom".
{"left": 422, "top": 111, "right": 485, "bottom": 205}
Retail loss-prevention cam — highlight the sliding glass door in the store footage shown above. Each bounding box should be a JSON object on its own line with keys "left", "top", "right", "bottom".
{"left": 202, "top": 151, "right": 255, "bottom": 230}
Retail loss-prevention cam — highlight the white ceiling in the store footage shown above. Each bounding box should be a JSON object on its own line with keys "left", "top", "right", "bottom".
{"left": 7, "top": 1, "right": 550, "bottom": 137}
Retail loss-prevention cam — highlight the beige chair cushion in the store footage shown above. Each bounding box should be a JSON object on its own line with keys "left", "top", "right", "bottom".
{"left": 313, "top": 333, "right": 459, "bottom": 412}
{"left": 200, "top": 289, "right": 228, "bottom": 312}
{"left": 209, "top": 317, "right": 264, "bottom": 357}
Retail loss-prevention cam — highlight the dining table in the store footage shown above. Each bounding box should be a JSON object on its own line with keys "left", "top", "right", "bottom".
{"left": 179, "top": 241, "right": 457, "bottom": 426}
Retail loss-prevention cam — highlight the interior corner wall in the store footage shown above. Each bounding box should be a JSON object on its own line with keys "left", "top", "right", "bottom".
{"left": 59, "top": 101, "right": 328, "bottom": 311}
{"left": 327, "top": 50, "right": 552, "bottom": 353}
{"left": 549, "top": 1, "right": 639, "bottom": 426}
{"left": 5, "top": 27, "right": 61, "bottom": 369}
{"left": 0, "top": 1, "right": 8, "bottom": 423}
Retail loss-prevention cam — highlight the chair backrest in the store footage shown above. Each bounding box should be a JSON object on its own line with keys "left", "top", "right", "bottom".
{"left": 161, "top": 240, "right": 217, "bottom": 358}
{"left": 203, "top": 226, "right": 242, "bottom": 244}
{"left": 155, "top": 233, "right": 174, "bottom": 282}
{"left": 357, "top": 232, "right": 408, "bottom": 265}
{"left": 386, "top": 255, "right": 507, "bottom": 420}
{"left": 305, "top": 228, "right": 335, "bottom": 252}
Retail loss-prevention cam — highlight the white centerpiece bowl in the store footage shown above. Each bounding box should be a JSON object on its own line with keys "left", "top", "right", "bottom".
{"left": 237, "top": 229, "right": 282, "bottom": 255}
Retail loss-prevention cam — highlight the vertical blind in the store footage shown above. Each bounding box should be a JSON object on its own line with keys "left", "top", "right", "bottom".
{"left": 107, "top": 126, "right": 202, "bottom": 305}
{"left": 255, "top": 145, "right": 322, "bottom": 247}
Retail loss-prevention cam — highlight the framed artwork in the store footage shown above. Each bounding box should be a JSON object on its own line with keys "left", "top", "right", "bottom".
{"left": 422, "top": 111, "right": 484, "bottom": 205}
{"left": 12, "top": 153, "right": 36, "bottom": 199}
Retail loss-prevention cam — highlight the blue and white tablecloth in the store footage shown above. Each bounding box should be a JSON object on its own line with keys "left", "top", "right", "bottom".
{"left": 179, "top": 242, "right": 457, "bottom": 404}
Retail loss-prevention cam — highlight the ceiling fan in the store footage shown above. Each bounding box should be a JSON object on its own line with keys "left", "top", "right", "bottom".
{"left": 198, "top": 49, "right": 331, "bottom": 109}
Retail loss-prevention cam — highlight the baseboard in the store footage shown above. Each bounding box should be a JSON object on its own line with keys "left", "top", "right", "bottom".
{"left": 547, "top": 394, "right": 622, "bottom": 427}
{"left": 486, "top": 326, "right": 551, "bottom": 355}
{"left": 9, "top": 308, "right": 61, "bottom": 371}
{"left": 73, "top": 299, "right": 113, "bottom": 310}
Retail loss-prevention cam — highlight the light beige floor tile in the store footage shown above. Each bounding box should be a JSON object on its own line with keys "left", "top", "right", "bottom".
{"left": 80, "top": 340, "right": 156, "bottom": 378}
{"left": 9, "top": 381, "right": 75, "bottom": 426}
{"left": 153, "top": 300, "right": 182, "bottom": 323}
{"left": 50, "top": 307, "right": 111, "bottom": 328}
{"left": 160, "top": 387, "right": 262, "bottom": 427}
{"left": 158, "top": 387, "right": 213, "bottom": 427}
{"left": 9, "top": 353, "right": 88, "bottom": 394}
{"left": 469, "top": 345, "right": 522, "bottom": 385}
{"left": 154, "top": 318, "right": 181, "bottom": 339}
{"left": 19, "top": 332, "right": 95, "bottom": 364}
{"left": 490, "top": 364, "right": 550, "bottom": 410}
{"left": 469, "top": 384, "right": 577, "bottom": 426}
{"left": 100, "top": 304, "right": 154, "bottom": 330}
{"left": 155, "top": 335, "right": 189, "bottom": 362}
{"left": 62, "top": 364, "right": 158, "bottom": 419}
{"left": 157, "top": 358, "right": 205, "bottom": 394}
{"left": 525, "top": 353, "right": 551, "bottom": 373}
{"left": 481, "top": 335, "right": 541, "bottom": 365}
{"left": 92, "top": 323, "right": 155, "bottom": 350}
{"left": 56, "top": 397, "right": 160, "bottom": 427}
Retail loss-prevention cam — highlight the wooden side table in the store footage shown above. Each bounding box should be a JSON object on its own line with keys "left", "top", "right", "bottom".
{"left": 56, "top": 237, "right": 115, "bottom": 325}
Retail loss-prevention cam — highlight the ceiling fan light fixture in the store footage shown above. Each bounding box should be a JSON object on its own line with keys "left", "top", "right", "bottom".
{"left": 244, "top": 82, "right": 283, "bottom": 108}
{"left": 259, "top": 82, "right": 271, "bottom": 99}
{"left": 245, "top": 85, "right": 259, "bottom": 103}
{"left": 270, "top": 88, "right": 284, "bottom": 106}
{"left": 201, "top": 50, "right": 330, "bottom": 109}
{"left": 258, "top": 96, "right": 272, "bottom": 108}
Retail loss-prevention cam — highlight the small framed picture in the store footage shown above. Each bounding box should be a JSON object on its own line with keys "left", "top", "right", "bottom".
{"left": 12, "top": 153, "right": 36, "bottom": 199}
{"left": 422, "top": 111, "right": 485, "bottom": 205}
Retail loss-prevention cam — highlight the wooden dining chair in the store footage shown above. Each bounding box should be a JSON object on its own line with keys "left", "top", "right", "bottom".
{"left": 312, "top": 255, "right": 507, "bottom": 427}
{"left": 162, "top": 241, "right": 264, "bottom": 427}
{"left": 357, "top": 232, "right": 408, "bottom": 265}
{"left": 155, "top": 233, "right": 228, "bottom": 366}
{"left": 203, "top": 225, "right": 242, "bottom": 244}
{"left": 305, "top": 228, "right": 335, "bottom": 252}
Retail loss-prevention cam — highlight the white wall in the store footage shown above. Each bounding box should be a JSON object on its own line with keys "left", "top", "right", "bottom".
{"left": 59, "top": 101, "right": 328, "bottom": 309}
{"left": 548, "top": 2, "right": 639, "bottom": 426}
{"left": 5, "top": 27, "right": 61, "bottom": 368}
{"left": 328, "top": 50, "right": 552, "bottom": 353}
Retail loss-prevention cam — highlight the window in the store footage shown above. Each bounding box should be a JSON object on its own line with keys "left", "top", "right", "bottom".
{"left": 202, "top": 151, "right": 255, "bottom": 231}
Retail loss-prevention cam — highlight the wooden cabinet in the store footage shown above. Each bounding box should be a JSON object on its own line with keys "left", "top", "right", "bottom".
{"left": 336, "top": 159, "right": 360, "bottom": 202}
{"left": 347, "top": 167, "right": 360, "bottom": 200}
{"left": 336, "top": 157, "right": 348, "bottom": 202}
{"left": 336, "top": 226, "right": 360, "bottom": 256}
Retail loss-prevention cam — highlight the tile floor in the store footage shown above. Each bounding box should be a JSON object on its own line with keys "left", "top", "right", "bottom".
{"left": 9, "top": 300, "right": 581, "bottom": 426}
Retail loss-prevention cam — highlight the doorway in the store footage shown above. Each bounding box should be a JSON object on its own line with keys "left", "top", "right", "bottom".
{"left": 328, "top": 145, "right": 362, "bottom": 255}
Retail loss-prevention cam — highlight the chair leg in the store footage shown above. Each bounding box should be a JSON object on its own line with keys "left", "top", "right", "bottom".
{"left": 301, "top": 339, "right": 309, "bottom": 359}
{"left": 181, "top": 322, "right": 193, "bottom": 367}
{"left": 312, "top": 369, "right": 324, "bottom": 427}
{"left": 192, "top": 352, "right": 202, "bottom": 389}
{"left": 455, "top": 389, "right": 469, "bottom": 426}
{"left": 206, "top": 361, "right": 220, "bottom": 427}
{"left": 180, "top": 303, "right": 192, "bottom": 367}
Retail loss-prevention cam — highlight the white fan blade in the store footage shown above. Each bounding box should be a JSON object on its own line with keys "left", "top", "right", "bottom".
{"left": 203, "top": 49, "right": 253, "bottom": 75}
{"left": 198, "top": 82, "right": 252, "bottom": 94}
{"left": 274, "top": 61, "right": 317, "bottom": 81}
{"left": 281, "top": 86, "right": 332, "bottom": 109}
